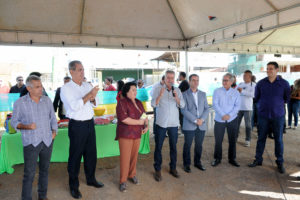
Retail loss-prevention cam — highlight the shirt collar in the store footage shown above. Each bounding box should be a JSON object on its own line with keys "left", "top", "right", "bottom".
{"left": 189, "top": 88, "right": 198, "bottom": 94}
{"left": 25, "top": 93, "right": 44, "bottom": 103}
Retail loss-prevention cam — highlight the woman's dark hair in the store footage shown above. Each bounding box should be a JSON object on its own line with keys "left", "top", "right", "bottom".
{"left": 122, "top": 82, "right": 137, "bottom": 98}
{"left": 117, "top": 80, "right": 125, "bottom": 92}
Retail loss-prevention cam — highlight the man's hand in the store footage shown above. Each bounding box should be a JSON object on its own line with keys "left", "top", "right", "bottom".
{"left": 237, "top": 88, "right": 242, "bottom": 93}
{"left": 196, "top": 119, "right": 204, "bottom": 126}
{"left": 222, "top": 115, "right": 230, "bottom": 121}
{"left": 52, "top": 131, "right": 56, "bottom": 140}
{"left": 90, "top": 86, "right": 99, "bottom": 99}
{"left": 173, "top": 90, "right": 180, "bottom": 105}
{"left": 28, "top": 123, "right": 36, "bottom": 130}
{"left": 159, "top": 87, "right": 165, "bottom": 97}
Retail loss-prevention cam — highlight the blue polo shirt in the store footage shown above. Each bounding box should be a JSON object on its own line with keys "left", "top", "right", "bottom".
{"left": 255, "top": 76, "right": 290, "bottom": 119}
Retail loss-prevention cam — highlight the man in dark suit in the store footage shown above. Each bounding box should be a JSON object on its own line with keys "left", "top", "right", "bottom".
{"left": 181, "top": 74, "right": 209, "bottom": 173}
{"left": 53, "top": 76, "right": 71, "bottom": 120}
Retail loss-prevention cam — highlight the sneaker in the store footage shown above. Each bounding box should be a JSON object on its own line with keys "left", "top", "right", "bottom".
{"left": 293, "top": 126, "right": 297, "bottom": 130}
{"left": 287, "top": 126, "right": 292, "bottom": 129}
{"left": 119, "top": 183, "right": 127, "bottom": 192}
{"left": 244, "top": 141, "right": 250, "bottom": 147}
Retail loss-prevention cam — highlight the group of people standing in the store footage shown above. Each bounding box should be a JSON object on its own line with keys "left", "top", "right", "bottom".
{"left": 8, "top": 60, "right": 300, "bottom": 199}
{"left": 149, "top": 61, "right": 298, "bottom": 183}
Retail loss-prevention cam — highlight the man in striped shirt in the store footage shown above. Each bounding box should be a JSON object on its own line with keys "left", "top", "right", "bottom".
{"left": 11, "top": 75, "right": 57, "bottom": 200}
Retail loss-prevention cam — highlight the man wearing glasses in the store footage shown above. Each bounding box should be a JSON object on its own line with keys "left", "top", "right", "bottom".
{"left": 9, "top": 76, "right": 26, "bottom": 93}
{"left": 211, "top": 73, "right": 241, "bottom": 167}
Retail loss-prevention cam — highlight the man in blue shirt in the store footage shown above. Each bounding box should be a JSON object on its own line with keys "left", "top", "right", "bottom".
{"left": 11, "top": 75, "right": 58, "bottom": 200}
{"left": 212, "top": 73, "right": 241, "bottom": 167}
{"left": 248, "top": 61, "right": 290, "bottom": 174}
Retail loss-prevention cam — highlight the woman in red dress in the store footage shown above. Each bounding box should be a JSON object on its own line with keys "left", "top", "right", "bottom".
{"left": 116, "top": 82, "right": 148, "bottom": 192}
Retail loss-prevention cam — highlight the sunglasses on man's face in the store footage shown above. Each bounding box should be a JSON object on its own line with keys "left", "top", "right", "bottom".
{"left": 18, "top": 79, "right": 24, "bottom": 82}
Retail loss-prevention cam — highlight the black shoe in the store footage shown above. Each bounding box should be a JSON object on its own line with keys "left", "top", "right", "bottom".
{"left": 229, "top": 160, "right": 240, "bottom": 167}
{"left": 169, "top": 169, "right": 180, "bottom": 178}
{"left": 70, "top": 188, "right": 82, "bottom": 199}
{"left": 154, "top": 170, "right": 162, "bottom": 182}
{"left": 119, "top": 183, "right": 127, "bottom": 192}
{"left": 128, "top": 176, "right": 139, "bottom": 185}
{"left": 194, "top": 164, "right": 206, "bottom": 171}
{"left": 297, "top": 176, "right": 300, "bottom": 180}
{"left": 87, "top": 180, "right": 104, "bottom": 188}
{"left": 277, "top": 164, "right": 285, "bottom": 174}
{"left": 211, "top": 159, "right": 221, "bottom": 167}
{"left": 184, "top": 166, "right": 191, "bottom": 173}
{"left": 248, "top": 160, "right": 262, "bottom": 167}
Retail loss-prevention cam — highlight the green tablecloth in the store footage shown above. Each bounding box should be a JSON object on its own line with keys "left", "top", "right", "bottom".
{"left": 0, "top": 123, "right": 150, "bottom": 174}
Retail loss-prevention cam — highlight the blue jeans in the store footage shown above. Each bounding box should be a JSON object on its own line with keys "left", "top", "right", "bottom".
{"left": 183, "top": 128, "right": 205, "bottom": 167}
{"left": 255, "top": 116, "right": 285, "bottom": 164}
{"left": 288, "top": 100, "right": 300, "bottom": 127}
{"left": 154, "top": 126, "right": 178, "bottom": 171}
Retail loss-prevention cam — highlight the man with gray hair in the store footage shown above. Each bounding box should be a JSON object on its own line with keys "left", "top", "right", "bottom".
{"left": 211, "top": 73, "right": 241, "bottom": 167}
{"left": 151, "top": 70, "right": 185, "bottom": 181}
{"left": 11, "top": 75, "right": 58, "bottom": 200}
{"left": 61, "top": 60, "right": 103, "bottom": 199}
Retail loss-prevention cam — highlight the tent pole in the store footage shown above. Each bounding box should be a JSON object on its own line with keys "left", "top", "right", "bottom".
{"left": 185, "top": 49, "right": 189, "bottom": 77}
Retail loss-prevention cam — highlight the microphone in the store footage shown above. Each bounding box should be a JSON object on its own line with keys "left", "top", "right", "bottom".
{"left": 171, "top": 86, "right": 175, "bottom": 97}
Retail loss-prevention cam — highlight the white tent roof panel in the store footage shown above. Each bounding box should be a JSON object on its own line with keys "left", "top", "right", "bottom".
{"left": 0, "top": 0, "right": 300, "bottom": 53}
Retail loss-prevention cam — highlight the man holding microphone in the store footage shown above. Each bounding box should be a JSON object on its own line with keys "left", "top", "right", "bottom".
{"left": 151, "top": 70, "right": 185, "bottom": 181}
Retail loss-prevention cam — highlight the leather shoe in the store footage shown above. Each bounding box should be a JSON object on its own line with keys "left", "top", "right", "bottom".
{"left": 248, "top": 160, "right": 262, "bottom": 167}
{"left": 184, "top": 166, "right": 191, "bottom": 173}
{"left": 70, "top": 188, "right": 82, "bottom": 199}
{"left": 211, "top": 159, "right": 221, "bottom": 167}
{"left": 169, "top": 169, "right": 180, "bottom": 178}
{"left": 194, "top": 164, "right": 206, "bottom": 171}
{"left": 154, "top": 170, "right": 162, "bottom": 182}
{"left": 277, "top": 164, "right": 285, "bottom": 174}
{"left": 87, "top": 180, "right": 104, "bottom": 188}
{"left": 229, "top": 160, "right": 240, "bottom": 167}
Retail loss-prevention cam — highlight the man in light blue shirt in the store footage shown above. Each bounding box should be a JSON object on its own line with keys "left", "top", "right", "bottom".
{"left": 212, "top": 73, "right": 241, "bottom": 167}
{"left": 11, "top": 75, "right": 57, "bottom": 200}
{"left": 151, "top": 70, "right": 185, "bottom": 181}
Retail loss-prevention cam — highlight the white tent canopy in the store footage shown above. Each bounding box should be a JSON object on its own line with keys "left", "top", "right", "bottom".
{"left": 1, "top": 0, "right": 300, "bottom": 54}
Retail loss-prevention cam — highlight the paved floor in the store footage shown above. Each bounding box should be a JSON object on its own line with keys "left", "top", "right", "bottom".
{"left": 0, "top": 121, "right": 300, "bottom": 200}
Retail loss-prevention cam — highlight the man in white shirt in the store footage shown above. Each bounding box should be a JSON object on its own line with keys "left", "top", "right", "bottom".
{"left": 61, "top": 61, "right": 103, "bottom": 199}
{"left": 236, "top": 70, "right": 256, "bottom": 147}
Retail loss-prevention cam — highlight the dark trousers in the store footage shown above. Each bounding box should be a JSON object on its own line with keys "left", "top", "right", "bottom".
{"left": 68, "top": 119, "right": 97, "bottom": 190}
{"left": 154, "top": 126, "right": 178, "bottom": 171}
{"left": 255, "top": 116, "right": 285, "bottom": 164}
{"left": 252, "top": 102, "right": 258, "bottom": 128}
{"left": 214, "top": 117, "right": 238, "bottom": 161}
{"left": 22, "top": 142, "right": 53, "bottom": 200}
{"left": 237, "top": 110, "right": 252, "bottom": 141}
{"left": 183, "top": 128, "right": 205, "bottom": 167}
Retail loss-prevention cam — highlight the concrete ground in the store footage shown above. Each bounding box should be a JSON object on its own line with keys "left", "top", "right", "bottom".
{"left": 0, "top": 118, "right": 300, "bottom": 200}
